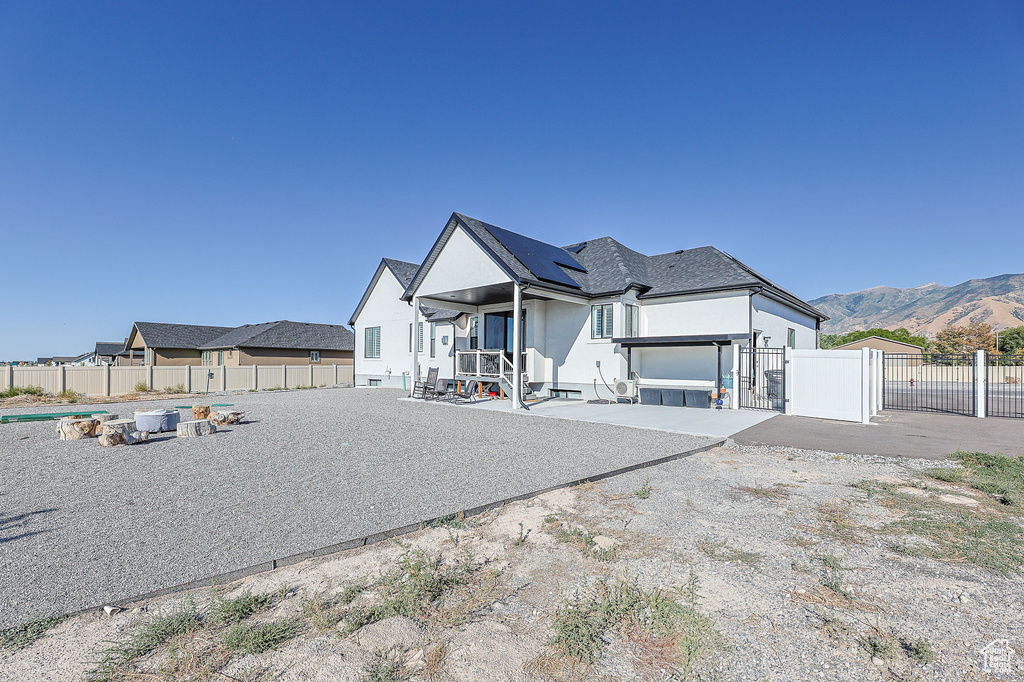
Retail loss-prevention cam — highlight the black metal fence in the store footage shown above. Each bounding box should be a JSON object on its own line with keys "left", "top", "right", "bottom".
{"left": 740, "top": 347, "right": 785, "bottom": 412}
{"left": 883, "top": 353, "right": 976, "bottom": 416}
{"left": 987, "top": 354, "right": 1024, "bottom": 419}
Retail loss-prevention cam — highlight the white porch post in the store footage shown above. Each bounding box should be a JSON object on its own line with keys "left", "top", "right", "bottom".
{"left": 512, "top": 284, "right": 522, "bottom": 409}
{"left": 730, "top": 343, "right": 741, "bottom": 409}
{"left": 411, "top": 298, "right": 420, "bottom": 395}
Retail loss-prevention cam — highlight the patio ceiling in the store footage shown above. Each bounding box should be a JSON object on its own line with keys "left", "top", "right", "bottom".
{"left": 420, "top": 282, "right": 587, "bottom": 308}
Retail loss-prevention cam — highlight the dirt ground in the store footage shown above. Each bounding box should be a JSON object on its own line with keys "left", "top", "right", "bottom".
{"left": 3, "top": 444, "right": 1022, "bottom": 681}
{"left": 0, "top": 390, "right": 201, "bottom": 410}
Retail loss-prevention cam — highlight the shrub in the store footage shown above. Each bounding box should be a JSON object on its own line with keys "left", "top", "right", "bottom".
{"left": 56, "top": 389, "right": 82, "bottom": 403}
{"left": 223, "top": 620, "right": 300, "bottom": 654}
{"left": 133, "top": 381, "right": 150, "bottom": 393}
{"left": 0, "top": 385, "right": 44, "bottom": 399}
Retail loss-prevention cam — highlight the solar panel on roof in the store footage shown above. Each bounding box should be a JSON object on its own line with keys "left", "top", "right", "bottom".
{"left": 484, "top": 224, "right": 587, "bottom": 288}
{"left": 564, "top": 243, "right": 586, "bottom": 254}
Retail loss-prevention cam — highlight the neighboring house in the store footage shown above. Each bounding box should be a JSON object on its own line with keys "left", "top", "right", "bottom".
{"left": 348, "top": 259, "right": 460, "bottom": 388}
{"left": 36, "top": 357, "right": 53, "bottom": 366}
{"left": 123, "top": 320, "right": 354, "bottom": 367}
{"left": 350, "top": 212, "right": 827, "bottom": 403}
{"left": 125, "top": 322, "right": 236, "bottom": 366}
{"left": 94, "top": 342, "right": 126, "bottom": 366}
{"left": 832, "top": 336, "right": 924, "bottom": 353}
{"left": 197, "top": 320, "right": 354, "bottom": 366}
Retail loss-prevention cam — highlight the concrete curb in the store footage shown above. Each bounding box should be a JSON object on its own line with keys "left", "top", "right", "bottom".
{"left": 81, "top": 438, "right": 724, "bottom": 616}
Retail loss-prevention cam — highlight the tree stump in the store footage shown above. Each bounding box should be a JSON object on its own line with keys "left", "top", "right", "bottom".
{"left": 98, "top": 419, "right": 148, "bottom": 446}
{"left": 56, "top": 418, "right": 99, "bottom": 440}
{"left": 93, "top": 414, "right": 118, "bottom": 426}
{"left": 99, "top": 430, "right": 148, "bottom": 447}
{"left": 192, "top": 406, "right": 211, "bottom": 420}
{"left": 177, "top": 419, "right": 216, "bottom": 437}
{"left": 209, "top": 410, "right": 244, "bottom": 426}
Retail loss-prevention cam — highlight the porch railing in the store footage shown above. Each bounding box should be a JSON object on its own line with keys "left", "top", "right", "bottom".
{"left": 456, "top": 350, "right": 527, "bottom": 386}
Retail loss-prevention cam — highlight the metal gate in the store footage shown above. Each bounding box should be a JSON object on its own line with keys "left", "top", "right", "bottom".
{"left": 740, "top": 347, "right": 785, "bottom": 411}
{"left": 986, "top": 354, "right": 1024, "bottom": 418}
{"left": 883, "top": 353, "right": 975, "bottom": 416}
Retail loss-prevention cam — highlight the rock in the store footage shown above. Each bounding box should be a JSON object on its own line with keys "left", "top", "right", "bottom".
{"left": 349, "top": 615, "right": 425, "bottom": 650}
{"left": 177, "top": 419, "right": 216, "bottom": 437}
{"left": 592, "top": 535, "right": 618, "bottom": 550}
{"left": 958, "top": 592, "right": 970, "bottom": 603}
{"left": 98, "top": 430, "right": 148, "bottom": 447}
{"left": 871, "top": 656, "right": 883, "bottom": 666}
{"left": 209, "top": 410, "right": 244, "bottom": 426}
{"left": 56, "top": 418, "right": 99, "bottom": 440}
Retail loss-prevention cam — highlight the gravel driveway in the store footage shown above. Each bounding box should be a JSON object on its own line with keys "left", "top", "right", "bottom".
{"left": 0, "top": 388, "right": 715, "bottom": 628}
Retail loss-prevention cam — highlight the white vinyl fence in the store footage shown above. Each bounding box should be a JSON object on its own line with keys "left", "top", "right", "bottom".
{"left": 1, "top": 364, "right": 353, "bottom": 397}
{"left": 785, "top": 348, "right": 881, "bottom": 423}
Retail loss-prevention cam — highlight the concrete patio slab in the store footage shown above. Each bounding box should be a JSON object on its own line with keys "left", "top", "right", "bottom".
{"left": 459, "top": 397, "right": 778, "bottom": 438}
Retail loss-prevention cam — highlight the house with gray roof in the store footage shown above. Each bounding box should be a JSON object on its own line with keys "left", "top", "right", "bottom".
{"left": 123, "top": 320, "right": 353, "bottom": 367}
{"left": 349, "top": 212, "right": 827, "bottom": 403}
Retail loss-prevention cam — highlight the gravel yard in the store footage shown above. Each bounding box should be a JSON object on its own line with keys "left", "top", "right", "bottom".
{"left": 3, "top": 442, "right": 1021, "bottom": 681}
{"left": 0, "top": 387, "right": 715, "bottom": 629}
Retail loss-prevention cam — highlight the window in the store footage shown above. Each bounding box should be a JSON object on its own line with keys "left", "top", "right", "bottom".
{"left": 787, "top": 328, "right": 796, "bottom": 349}
{"left": 430, "top": 323, "right": 436, "bottom": 358}
{"left": 624, "top": 304, "right": 639, "bottom": 338}
{"left": 364, "top": 327, "right": 381, "bottom": 358}
{"left": 408, "top": 323, "right": 413, "bottom": 352}
{"left": 227, "top": 350, "right": 233, "bottom": 358}
{"left": 202, "top": 350, "right": 212, "bottom": 366}
{"left": 591, "top": 304, "right": 614, "bottom": 339}
{"left": 144, "top": 348, "right": 152, "bottom": 365}
{"left": 469, "top": 316, "right": 479, "bottom": 349}
{"left": 550, "top": 388, "right": 583, "bottom": 399}
{"left": 417, "top": 322, "right": 423, "bottom": 352}
{"left": 310, "top": 350, "right": 320, "bottom": 363}
{"left": 217, "top": 350, "right": 224, "bottom": 366}
{"left": 368, "top": 378, "right": 382, "bottom": 387}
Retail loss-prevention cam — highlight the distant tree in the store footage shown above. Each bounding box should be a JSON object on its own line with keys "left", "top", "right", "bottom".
{"left": 996, "top": 325, "right": 1024, "bottom": 354}
{"left": 932, "top": 322, "right": 995, "bottom": 354}
{"left": 821, "top": 327, "right": 928, "bottom": 350}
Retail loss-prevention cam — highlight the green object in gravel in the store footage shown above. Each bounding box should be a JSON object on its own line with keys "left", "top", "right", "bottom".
{"left": 1, "top": 410, "right": 110, "bottom": 424}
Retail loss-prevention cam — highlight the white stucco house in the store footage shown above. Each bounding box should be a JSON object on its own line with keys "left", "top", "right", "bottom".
{"left": 349, "top": 212, "right": 827, "bottom": 406}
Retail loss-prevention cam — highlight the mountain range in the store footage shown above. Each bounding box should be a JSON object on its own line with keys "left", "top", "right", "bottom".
{"left": 810, "top": 273, "right": 1024, "bottom": 337}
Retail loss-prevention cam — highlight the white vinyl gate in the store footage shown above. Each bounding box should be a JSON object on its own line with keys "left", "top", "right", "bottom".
{"left": 787, "top": 348, "right": 881, "bottom": 423}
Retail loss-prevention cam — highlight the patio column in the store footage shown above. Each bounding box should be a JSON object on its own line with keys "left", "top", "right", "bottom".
{"left": 410, "top": 298, "right": 420, "bottom": 395}
{"left": 512, "top": 284, "right": 522, "bottom": 408}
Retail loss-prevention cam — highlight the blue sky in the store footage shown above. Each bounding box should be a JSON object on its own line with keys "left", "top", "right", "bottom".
{"left": 2, "top": 1, "right": 1022, "bottom": 360}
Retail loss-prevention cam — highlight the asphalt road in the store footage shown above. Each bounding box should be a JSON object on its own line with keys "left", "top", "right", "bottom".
{"left": 0, "top": 388, "right": 715, "bottom": 627}
{"left": 731, "top": 409, "right": 1024, "bottom": 459}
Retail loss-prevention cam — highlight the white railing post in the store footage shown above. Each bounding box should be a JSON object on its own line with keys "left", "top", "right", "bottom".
{"left": 976, "top": 349, "right": 986, "bottom": 418}
{"left": 861, "top": 347, "right": 871, "bottom": 424}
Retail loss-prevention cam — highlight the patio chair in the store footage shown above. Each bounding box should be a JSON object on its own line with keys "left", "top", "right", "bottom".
{"left": 431, "top": 377, "right": 453, "bottom": 401}
{"left": 445, "top": 380, "right": 478, "bottom": 403}
{"left": 413, "top": 367, "right": 439, "bottom": 399}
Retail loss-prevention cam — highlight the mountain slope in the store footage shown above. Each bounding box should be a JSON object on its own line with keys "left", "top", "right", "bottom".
{"left": 811, "top": 274, "right": 1024, "bottom": 336}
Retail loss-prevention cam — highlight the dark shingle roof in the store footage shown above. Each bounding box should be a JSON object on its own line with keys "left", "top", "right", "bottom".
{"left": 134, "top": 322, "right": 236, "bottom": 350}
{"left": 383, "top": 259, "right": 420, "bottom": 288}
{"left": 401, "top": 213, "right": 825, "bottom": 320}
{"left": 200, "top": 321, "right": 354, "bottom": 352}
{"left": 95, "top": 342, "right": 125, "bottom": 357}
